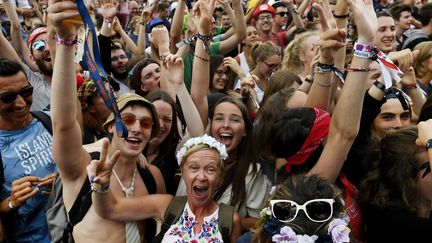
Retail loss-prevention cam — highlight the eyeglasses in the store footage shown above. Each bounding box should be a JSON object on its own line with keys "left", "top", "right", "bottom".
{"left": 121, "top": 114, "right": 153, "bottom": 129}
{"left": 215, "top": 69, "right": 230, "bottom": 77}
{"left": 258, "top": 15, "right": 273, "bottom": 21}
{"left": 262, "top": 60, "right": 280, "bottom": 71}
{"left": 0, "top": 86, "right": 33, "bottom": 103}
{"left": 415, "top": 161, "right": 431, "bottom": 179}
{"left": 32, "top": 40, "right": 47, "bottom": 52}
{"left": 277, "top": 12, "right": 288, "bottom": 17}
{"left": 270, "top": 199, "right": 335, "bottom": 223}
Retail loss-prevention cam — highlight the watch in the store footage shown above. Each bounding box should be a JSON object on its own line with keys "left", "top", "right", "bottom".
{"left": 425, "top": 139, "right": 432, "bottom": 150}
{"left": 8, "top": 197, "right": 14, "bottom": 210}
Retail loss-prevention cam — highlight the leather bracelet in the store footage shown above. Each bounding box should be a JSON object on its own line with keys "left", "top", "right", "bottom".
{"left": 333, "top": 13, "right": 349, "bottom": 18}
{"left": 56, "top": 37, "right": 78, "bottom": 46}
{"left": 373, "top": 80, "right": 385, "bottom": 92}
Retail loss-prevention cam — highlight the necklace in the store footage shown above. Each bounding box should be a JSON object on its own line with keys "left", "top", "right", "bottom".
{"left": 112, "top": 166, "right": 137, "bottom": 197}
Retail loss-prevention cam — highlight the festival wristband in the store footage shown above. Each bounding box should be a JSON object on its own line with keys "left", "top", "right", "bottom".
{"left": 56, "top": 37, "right": 78, "bottom": 46}
{"left": 353, "top": 42, "right": 375, "bottom": 59}
{"left": 373, "top": 80, "right": 386, "bottom": 92}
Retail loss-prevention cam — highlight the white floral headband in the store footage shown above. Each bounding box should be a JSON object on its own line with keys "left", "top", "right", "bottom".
{"left": 176, "top": 134, "right": 228, "bottom": 165}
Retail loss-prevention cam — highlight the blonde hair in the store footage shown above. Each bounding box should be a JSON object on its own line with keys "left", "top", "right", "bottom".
{"left": 180, "top": 144, "right": 224, "bottom": 171}
{"left": 282, "top": 31, "right": 318, "bottom": 75}
{"left": 413, "top": 41, "right": 432, "bottom": 78}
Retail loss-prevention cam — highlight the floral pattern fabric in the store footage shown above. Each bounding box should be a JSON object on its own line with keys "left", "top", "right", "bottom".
{"left": 162, "top": 203, "right": 223, "bottom": 243}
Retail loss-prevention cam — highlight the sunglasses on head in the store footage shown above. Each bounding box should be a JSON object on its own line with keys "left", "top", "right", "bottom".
{"left": 277, "top": 12, "right": 288, "bottom": 17}
{"left": 121, "top": 113, "right": 153, "bottom": 129}
{"left": 32, "top": 40, "right": 47, "bottom": 52}
{"left": 0, "top": 86, "right": 33, "bottom": 103}
{"left": 415, "top": 161, "right": 431, "bottom": 179}
{"left": 270, "top": 199, "right": 335, "bottom": 223}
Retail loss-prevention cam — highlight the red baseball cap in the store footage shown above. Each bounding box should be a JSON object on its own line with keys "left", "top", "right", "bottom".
{"left": 28, "top": 27, "right": 47, "bottom": 48}
{"left": 252, "top": 4, "right": 276, "bottom": 19}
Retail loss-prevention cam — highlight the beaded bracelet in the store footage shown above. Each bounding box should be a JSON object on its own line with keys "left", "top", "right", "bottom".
{"left": 345, "top": 67, "right": 370, "bottom": 72}
{"left": 194, "top": 53, "right": 210, "bottom": 62}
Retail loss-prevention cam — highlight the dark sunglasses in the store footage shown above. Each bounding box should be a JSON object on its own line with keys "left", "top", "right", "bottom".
{"left": 277, "top": 12, "right": 288, "bottom": 17}
{"left": 270, "top": 199, "right": 335, "bottom": 223}
{"left": 32, "top": 40, "right": 47, "bottom": 52}
{"left": 121, "top": 113, "right": 153, "bottom": 129}
{"left": 415, "top": 161, "right": 431, "bottom": 179}
{"left": 0, "top": 86, "right": 33, "bottom": 103}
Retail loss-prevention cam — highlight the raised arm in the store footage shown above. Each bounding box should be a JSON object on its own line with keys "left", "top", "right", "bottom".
{"left": 190, "top": 0, "right": 214, "bottom": 127}
{"left": 308, "top": 0, "right": 377, "bottom": 183}
{"left": 169, "top": 0, "right": 186, "bottom": 53}
{"left": 88, "top": 139, "right": 172, "bottom": 222}
{"left": 217, "top": 0, "right": 246, "bottom": 55}
{"left": 304, "top": 0, "right": 343, "bottom": 111}
{"left": 163, "top": 54, "right": 205, "bottom": 142}
{"left": 112, "top": 17, "right": 140, "bottom": 54}
{"left": 135, "top": 8, "right": 151, "bottom": 56}
{"left": 48, "top": 0, "right": 89, "bottom": 182}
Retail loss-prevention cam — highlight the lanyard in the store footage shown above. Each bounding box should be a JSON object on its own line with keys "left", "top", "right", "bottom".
{"left": 76, "top": 0, "right": 128, "bottom": 138}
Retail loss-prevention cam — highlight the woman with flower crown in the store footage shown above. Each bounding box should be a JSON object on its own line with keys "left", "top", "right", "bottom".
{"left": 87, "top": 134, "right": 243, "bottom": 242}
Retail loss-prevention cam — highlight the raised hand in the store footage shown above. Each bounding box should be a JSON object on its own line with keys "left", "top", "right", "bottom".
{"left": 47, "top": 0, "right": 82, "bottom": 39}
{"left": 141, "top": 7, "right": 151, "bottom": 23}
{"left": 112, "top": 17, "right": 123, "bottom": 33}
{"left": 416, "top": 119, "right": 432, "bottom": 147}
{"left": 102, "top": 2, "right": 117, "bottom": 20}
{"left": 344, "top": 0, "right": 377, "bottom": 43}
{"left": 223, "top": 57, "right": 245, "bottom": 78}
{"left": 10, "top": 176, "right": 41, "bottom": 208}
{"left": 86, "top": 138, "right": 120, "bottom": 187}
{"left": 193, "top": 0, "right": 216, "bottom": 35}
{"left": 387, "top": 49, "right": 420, "bottom": 72}
{"left": 162, "top": 54, "right": 185, "bottom": 86}
{"left": 314, "top": 2, "right": 346, "bottom": 64}
{"left": 150, "top": 27, "right": 170, "bottom": 48}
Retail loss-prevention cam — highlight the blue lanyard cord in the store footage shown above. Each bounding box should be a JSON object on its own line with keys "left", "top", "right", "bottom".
{"left": 77, "top": 0, "right": 128, "bottom": 138}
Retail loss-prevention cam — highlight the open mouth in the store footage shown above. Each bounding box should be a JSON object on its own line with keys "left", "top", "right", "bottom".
{"left": 125, "top": 137, "right": 142, "bottom": 145}
{"left": 193, "top": 186, "right": 208, "bottom": 199}
{"left": 219, "top": 133, "right": 233, "bottom": 145}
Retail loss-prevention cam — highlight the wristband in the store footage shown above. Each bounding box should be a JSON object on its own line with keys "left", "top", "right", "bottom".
{"left": 345, "top": 67, "right": 370, "bottom": 72}
{"left": 7, "top": 197, "right": 14, "bottom": 209}
{"left": 91, "top": 182, "right": 110, "bottom": 194}
{"left": 373, "top": 80, "right": 386, "bottom": 92}
{"left": 196, "top": 33, "right": 212, "bottom": 54}
{"left": 333, "top": 13, "right": 349, "bottom": 19}
{"left": 315, "top": 62, "right": 345, "bottom": 83}
{"left": 426, "top": 139, "right": 432, "bottom": 150}
{"left": 56, "top": 37, "right": 78, "bottom": 46}
{"left": 353, "top": 42, "right": 375, "bottom": 59}
{"left": 403, "top": 83, "right": 417, "bottom": 90}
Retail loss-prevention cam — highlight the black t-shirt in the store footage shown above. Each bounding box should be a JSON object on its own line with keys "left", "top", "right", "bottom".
{"left": 364, "top": 204, "right": 432, "bottom": 243}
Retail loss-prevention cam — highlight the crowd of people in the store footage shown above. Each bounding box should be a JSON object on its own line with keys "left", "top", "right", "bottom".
{"left": 0, "top": 0, "right": 431, "bottom": 242}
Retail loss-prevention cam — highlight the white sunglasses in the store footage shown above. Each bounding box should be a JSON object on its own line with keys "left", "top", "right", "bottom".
{"left": 270, "top": 199, "right": 335, "bottom": 223}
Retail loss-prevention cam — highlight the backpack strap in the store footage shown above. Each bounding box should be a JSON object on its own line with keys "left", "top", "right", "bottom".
{"left": 30, "top": 111, "right": 53, "bottom": 134}
{"left": 137, "top": 166, "right": 157, "bottom": 194}
{"left": 0, "top": 111, "right": 52, "bottom": 187}
{"left": 218, "top": 203, "right": 234, "bottom": 243}
{"left": 151, "top": 196, "right": 187, "bottom": 243}
{"left": 63, "top": 152, "right": 100, "bottom": 243}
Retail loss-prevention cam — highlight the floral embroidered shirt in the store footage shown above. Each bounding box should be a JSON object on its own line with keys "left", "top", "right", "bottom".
{"left": 162, "top": 202, "right": 223, "bottom": 243}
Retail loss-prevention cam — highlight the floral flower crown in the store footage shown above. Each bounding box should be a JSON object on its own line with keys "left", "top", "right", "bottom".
{"left": 176, "top": 134, "right": 228, "bottom": 165}
{"left": 261, "top": 186, "right": 350, "bottom": 243}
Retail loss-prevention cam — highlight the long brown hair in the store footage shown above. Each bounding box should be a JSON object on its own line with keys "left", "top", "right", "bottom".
{"left": 210, "top": 97, "right": 257, "bottom": 208}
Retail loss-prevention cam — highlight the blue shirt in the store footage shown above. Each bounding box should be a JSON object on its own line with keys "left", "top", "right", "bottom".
{"left": 0, "top": 116, "right": 56, "bottom": 243}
